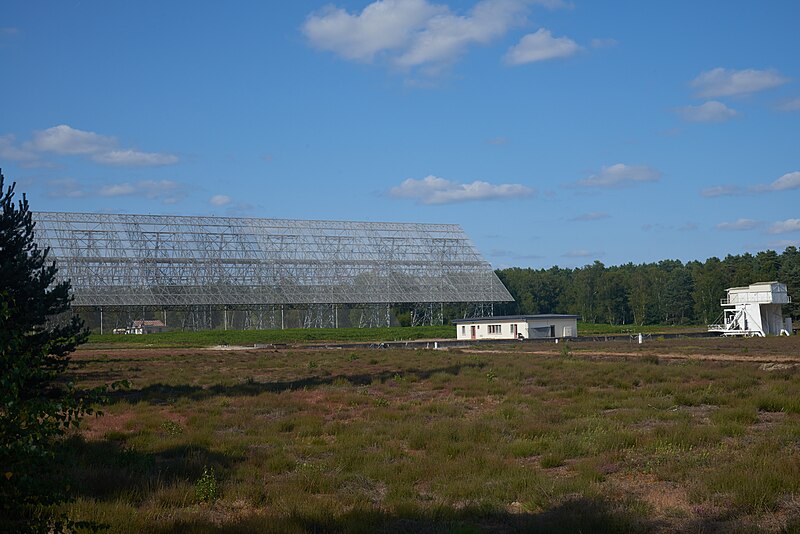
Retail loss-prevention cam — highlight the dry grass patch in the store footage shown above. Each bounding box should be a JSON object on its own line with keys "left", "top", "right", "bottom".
{"left": 54, "top": 337, "right": 800, "bottom": 532}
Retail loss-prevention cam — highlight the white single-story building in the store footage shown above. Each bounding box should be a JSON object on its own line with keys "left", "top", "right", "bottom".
{"left": 453, "top": 315, "right": 579, "bottom": 341}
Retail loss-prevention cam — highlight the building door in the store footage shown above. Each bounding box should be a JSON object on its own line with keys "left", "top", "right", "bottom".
{"left": 549, "top": 325, "right": 556, "bottom": 338}
{"left": 471, "top": 325, "right": 477, "bottom": 340}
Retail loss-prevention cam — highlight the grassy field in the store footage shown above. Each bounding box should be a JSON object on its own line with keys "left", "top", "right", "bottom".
{"left": 87, "top": 325, "right": 456, "bottom": 348}
{"left": 58, "top": 336, "right": 800, "bottom": 532}
{"left": 576, "top": 323, "right": 708, "bottom": 336}
{"left": 86, "top": 323, "right": 705, "bottom": 349}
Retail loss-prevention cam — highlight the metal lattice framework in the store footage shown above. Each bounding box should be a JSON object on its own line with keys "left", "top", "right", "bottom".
{"left": 32, "top": 212, "right": 513, "bottom": 309}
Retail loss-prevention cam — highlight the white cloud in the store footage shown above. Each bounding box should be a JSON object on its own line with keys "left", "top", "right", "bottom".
{"left": 99, "top": 180, "right": 186, "bottom": 204}
{"left": 210, "top": 194, "right": 232, "bottom": 206}
{"left": 31, "top": 125, "right": 115, "bottom": 155}
{"left": 777, "top": 98, "right": 800, "bottom": 112}
{"left": 690, "top": 68, "right": 788, "bottom": 98}
{"left": 3, "top": 124, "right": 179, "bottom": 167}
{"left": 396, "top": 0, "right": 530, "bottom": 68}
{"left": 570, "top": 211, "right": 609, "bottom": 221}
{"left": 577, "top": 163, "right": 661, "bottom": 188}
{"left": 704, "top": 172, "right": 800, "bottom": 196}
{"left": 768, "top": 219, "right": 800, "bottom": 234}
{"left": 504, "top": 28, "right": 580, "bottom": 65}
{"left": 716, "top": 218, "right": 760, "bottom": 231}
{"left": 701, "top": 185, "right": 741, "bottom": 197}
{"left": 304, "top": 0, "right": 566, "bottom": 73}
{"left": 749, "top": 171, "right": 800, "bottom": 193}
{"left": 0, "top": 134, "right": 41, "bottom": 165}
{"left": 762, "top": 171, "right": 800, "bottom": 192}
{"left": 92, "top": 149, "right": 179, "bottom": 166}
{"left": 390, "top": 174, "right": 533, "bottom": 204}
{"left": 676, "top": 101, "right": 737, "bottom": 123}
{"left": 303, "top": 0, "right": 444, "bottom": 62}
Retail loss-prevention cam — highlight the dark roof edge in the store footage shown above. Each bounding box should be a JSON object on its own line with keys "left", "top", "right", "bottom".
{"left": 452, "top": 314, "right": 580, "bottom": 323}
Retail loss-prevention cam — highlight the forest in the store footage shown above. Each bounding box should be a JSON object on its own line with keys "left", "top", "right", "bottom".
{"left": 494, "top": 247, "right": 800, "bottom": 326}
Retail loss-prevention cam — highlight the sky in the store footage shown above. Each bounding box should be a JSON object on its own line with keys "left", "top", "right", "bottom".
{"left": 1, "top": 1, "right": 798, "bottom": 269}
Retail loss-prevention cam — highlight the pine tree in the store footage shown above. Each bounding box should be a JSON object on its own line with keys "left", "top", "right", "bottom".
{"left": 0, "top": 170, "right": 101, "bottom": 531}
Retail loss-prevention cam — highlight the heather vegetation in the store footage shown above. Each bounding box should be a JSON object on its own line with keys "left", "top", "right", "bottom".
{"left": 58, "top": 337, "right": 800, "bottom": 532}
{"left": 496, "top": 249, "right": 800, "bottom": 326}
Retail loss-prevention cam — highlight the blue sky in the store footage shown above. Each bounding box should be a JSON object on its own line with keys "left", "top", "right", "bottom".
{"left": 1, "top": 1, "right": 798, "bottom": 269}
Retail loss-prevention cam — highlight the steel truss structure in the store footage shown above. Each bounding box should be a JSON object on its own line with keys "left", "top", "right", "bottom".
{"left": 33, "top": 212, "right": 513, "bottom": 316}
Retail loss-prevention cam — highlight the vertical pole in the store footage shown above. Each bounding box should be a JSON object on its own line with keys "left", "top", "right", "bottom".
{"left": 224, "top": 307, "right": 228, "bottom": 330}
{"left": 100, "top": 307, "right": 103, "bottom": 335}
{"left": 281, "top": 305, "right": 285, "bottom": 330}
{"left": 335, "top": 305, "right": 339, "bottom": 329}
{"left": 163, "top": 309, "right": 167, "bottom": 327}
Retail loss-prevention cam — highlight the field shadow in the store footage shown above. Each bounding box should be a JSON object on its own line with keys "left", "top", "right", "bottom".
{"left": 60, "top": 435, "right": 239, "bottom": 502}
{"left": 146, "top": 497, "right": 651, "bottom": 533}
{"left": 108, "top": 363, "right": 481, "bottom": 405}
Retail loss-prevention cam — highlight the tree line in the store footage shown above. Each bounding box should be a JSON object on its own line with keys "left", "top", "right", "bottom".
{"left": 495, "top": 248, "right": 800, "bottom": 326}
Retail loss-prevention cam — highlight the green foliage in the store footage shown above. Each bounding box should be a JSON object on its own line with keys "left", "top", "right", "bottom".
{"left": 160, "top": 420, "right": 184, "bottom": 436}
{"left": 194, "top": 466, "right": 219, "bottom": 503}
{"left": 497, "top": 249, "right": 800, "bottom": 326}
{"left": 0, "top": 171, "right": 108, "bottom": 531}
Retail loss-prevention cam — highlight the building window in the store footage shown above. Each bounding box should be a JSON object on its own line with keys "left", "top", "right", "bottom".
{"left": 461, "top": 325, "right": 466, "bottom": 336}
{"left": 511, "top": 324, "right": 518, "bottom": 337}
{"left": 488, "top": 324, "right": 502, "bottom": 334}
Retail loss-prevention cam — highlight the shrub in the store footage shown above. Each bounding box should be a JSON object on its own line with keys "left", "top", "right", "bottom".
{"left": 195, "top": 466, "right": 219, "bottom": 503}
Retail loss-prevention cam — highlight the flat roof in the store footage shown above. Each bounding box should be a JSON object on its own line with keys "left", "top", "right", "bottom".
{"left": 452, "top": 314, "right": 579, "bottom": 324}
{"left": 727, "top": 281, "right": 784, "bottom": 291}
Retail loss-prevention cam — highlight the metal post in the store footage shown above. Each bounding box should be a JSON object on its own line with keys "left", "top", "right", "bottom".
{"left": 281, "top": 305, "right": 285, "bottom": 330}
{"left": 99, "top": 307, "right": 103, "bottom": 335}
{"left": 224, "top": 307, "right": 228, "bottom": 330}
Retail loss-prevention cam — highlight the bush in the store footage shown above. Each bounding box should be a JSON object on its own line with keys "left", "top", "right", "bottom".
{"left": 195, "top": 466, "right": 219, "bottom": 503}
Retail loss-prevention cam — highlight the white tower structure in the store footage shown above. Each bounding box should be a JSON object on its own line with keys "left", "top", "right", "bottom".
{"left": 708, "top": 281, "right": 792, "bottom": 337}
